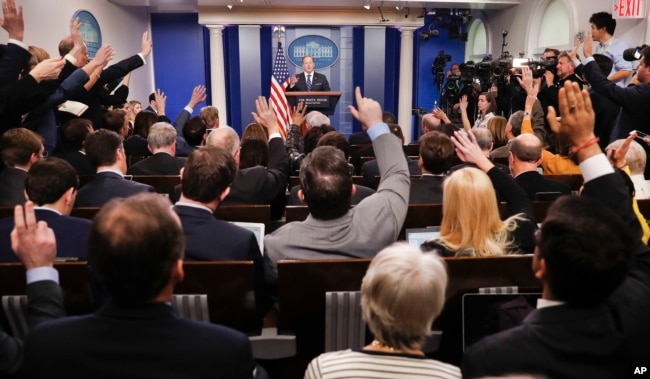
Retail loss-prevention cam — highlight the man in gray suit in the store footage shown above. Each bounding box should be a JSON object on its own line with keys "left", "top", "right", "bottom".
{"left": 263, "top": 87, "right": 410, "bottom": 285}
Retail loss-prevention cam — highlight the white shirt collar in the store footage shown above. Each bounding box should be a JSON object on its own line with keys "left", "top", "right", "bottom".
{"left": 536, "top": 298, "right": 565, "bottom": 309}
{"left": 174, "top": 201, "right": 212, "bottom": 214}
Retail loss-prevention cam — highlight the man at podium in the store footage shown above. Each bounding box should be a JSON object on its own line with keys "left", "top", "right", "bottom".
{"left": 287, "top": 55, "right": 330, "bottom": 92}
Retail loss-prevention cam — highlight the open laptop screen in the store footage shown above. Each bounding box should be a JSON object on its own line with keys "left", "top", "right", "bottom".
{"left": 230, "top": 222, "right": 265, "bottom": 254}
{"left": 405, "top": 227, "right": 440, "bottom": 248}
{"left": 462, "top": 292, "right": 541, "bottom": 352}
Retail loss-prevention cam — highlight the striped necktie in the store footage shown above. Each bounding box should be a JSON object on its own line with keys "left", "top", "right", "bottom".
{"left": 306, "top": 74, "right": 312, "bottom": 91}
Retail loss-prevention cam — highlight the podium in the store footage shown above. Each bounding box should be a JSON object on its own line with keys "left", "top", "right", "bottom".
{"left": 285, "top": 91, "right": 341, "bottom": 116}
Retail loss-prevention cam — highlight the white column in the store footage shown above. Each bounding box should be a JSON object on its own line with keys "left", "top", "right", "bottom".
{"left": 206, "top": 24, "right": 228, "bottom": 125}
{"left": 397, "top": 27, "right": 416, "bottom": 143}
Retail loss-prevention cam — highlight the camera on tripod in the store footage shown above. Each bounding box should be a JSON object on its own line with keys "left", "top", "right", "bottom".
{"left": 432, "top": 50, "right": 452, "bottom": 84}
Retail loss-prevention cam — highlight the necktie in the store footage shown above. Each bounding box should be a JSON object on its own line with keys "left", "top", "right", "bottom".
{"left": 306, "top": 74, "right": 312, "bottom": 91}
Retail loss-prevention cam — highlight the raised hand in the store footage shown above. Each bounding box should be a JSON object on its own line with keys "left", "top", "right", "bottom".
{"left": 140, "top": 31, "right": 153, "bottom": 59}
{"left": 607, "top": 133, "right": 636, "bottom": 169}
{"left": 92, "top": 45, "right": 114, "bottom": 68}
{"left": 154, "top": 89, "right": 167, "bottom": 115}
{"left": 11, "top": 201, "right": 56, "bottom": 270}
{"left": 251, "top": 96, "right": 279, "bottom": 134}
{"left": 291, "top": 101, "right": 307, "bottom": 126}
{"left": 450, "top": 130, "right": 494, "bottom": 172}
{"left": 29, "top": 57, "right": 65, "bottom": 82}
{"left": 583, "top": 30, "right": 593, "bottom": 58}
{"left": 188, "top": 85, "right": 207, "bottom": 108}
{"left": 517, "top": 67, "right": 538, "bottom": 97}
{"left": 546, "top": 81, "right": 596, "bottom": 151}
{"left": 459, "top": 95, "right": 468, "bottom": 112}
{"left": 1, "top": 0, "right": 24, "bottom": 41}
{"left": 348, "top": 87, "right": 383, "bottom": 128}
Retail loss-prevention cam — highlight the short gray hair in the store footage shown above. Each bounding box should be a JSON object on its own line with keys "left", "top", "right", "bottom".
{"left": 472, "top": 128, "right": 493, "bottom": 151}
{"left": 205, "top": 126, "right": 240, "bottom": 157}
{"left": 607, "top": 138, "right": 647, "bottom": 175}
{"left": 147, "top": 122, "right": 176, "bottom": 149}
{"left": 361, "top": 243, "right": 448, "bottom": 351}
{"left": 305, "top": 111, "right": 330, "bottom": 127}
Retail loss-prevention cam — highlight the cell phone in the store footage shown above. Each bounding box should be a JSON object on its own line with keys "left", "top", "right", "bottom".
{"left": 630, "top": 130, "right": 650, "bottom": 139}
{"left": 575, "top": 31, "right": 584, "bottom": 43}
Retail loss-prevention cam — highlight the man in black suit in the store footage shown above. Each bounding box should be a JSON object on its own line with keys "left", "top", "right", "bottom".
{"left": 23, "top": 193, "right": 257, "bottom": 378}
{"left": 0, "top": 200, "right": 65, "bottom": 376}
{"left": 75, "top": 129, "right": 154, "bottom": 207}
{"left": 409, "top": 131, "right": 454, "bottom": 204}
{"left": 0, "top": 158, "right": 91, "bottom": 262}
{"left": 174, "top": 147, "right": 260, "bottom": 261}
{"left": 0, "top": 128, "right": 44, "bottom": 207}
{"left": 287, "top": 55, "right": 330, "bottom": 92}
{"left": 462, "top": 81, "right": 650, "bottom": 378}
{"left": 127, "top": 122, "right": 187, "bottom": 175}
{"left": 53, "top": 118, "right": 95, "bottom": 175}
{"left": 510, "top": 134, "right": 571, "bottom": 201}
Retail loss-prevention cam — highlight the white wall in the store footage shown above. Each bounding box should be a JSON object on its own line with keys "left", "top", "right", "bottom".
{"left": 483, "top": 0, "right": 647, "bottom": 59}
{"left": 1, "top": 0, "right": 154, "bottom": 104}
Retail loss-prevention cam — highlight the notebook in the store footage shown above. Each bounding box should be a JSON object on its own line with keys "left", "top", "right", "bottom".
{"left": 405, "top": 227, "right": 441, "bottom": 247}
{"left": 231, "top": 222, "right": 265, "bottom": 254}
{"left": 462, "top": 292, "right": 542, "bottom": 352}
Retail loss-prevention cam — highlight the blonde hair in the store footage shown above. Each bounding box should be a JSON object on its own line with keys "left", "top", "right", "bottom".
{"left": 361, "top": 243, "right": 448, "bottom": 351}
{"left": 487, "top": 116, "right": 508, "bottom": 145}
{"left": 199, "top": 106, "right": 219, "bottom": 127}
{"left": 242, "top": 123, "right": 268, "bottom": 144}
{"left": 438, "top": 168, "right": 520, "bottom": 257}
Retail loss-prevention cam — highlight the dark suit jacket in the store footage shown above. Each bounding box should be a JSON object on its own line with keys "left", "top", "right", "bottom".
{"left": 348, "top": 131, "right": 372, "bottom": 145}
{"left": 362, "top": 155, "right": 420, "bottom": 188}
{"left": 462, "top": 172, "right": 649, "bottom": 379}
{"left": 53, "top": 150, "right": 95, "bottom": 176}
{"left": 123, "top": 135, "right": 151, "bottom": 158}
{"left": 173, "top": 204, "right": 261, "bottom": 261}
{"left": 75, "top": 171, "right": 155, "bottom": 207}
{"left": 514, "top": 171, "right": 571, "bottom": 201}
{"left": 23, "top": 301, "right": 256, "bottom": 379}
{"left": 1, "top": 280, "right": 64, "bottom": 375}
{"left": 287, "top": 184, "right": 375, "bottom": 206}
{"left": 0, "top": 209, "right": 91, "bottom": 262}
{"left": 286, "top": 72, "right": 330, "bottom": 92}
{"left": 0, "top": 167, "right": 26, "bottom": 207}
{"left": 224, "top": 137, "right": 290, "bottom": 205}
{"left": 409, "top": 175, "right": 445, "bottom": 204}
{"left": 0, "top": 42, "right": 31, "bottom": 88}
{"left": 126, "top": 152, "right": 186, "bottom": 175}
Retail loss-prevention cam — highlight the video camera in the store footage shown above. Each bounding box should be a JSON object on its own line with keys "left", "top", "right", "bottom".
{"left": 520, "top": 57, "right": 557, "bottom": 78}
{"left": 624, "top": 45, "right": 648, "bottom": 61}
{"left": 432, "top": 50, "right": 452, "bottom": 84}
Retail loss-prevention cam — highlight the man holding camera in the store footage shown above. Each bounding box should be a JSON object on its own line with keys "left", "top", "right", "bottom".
{"left": 538, "top": 52, "right": 584, "bottom": 118}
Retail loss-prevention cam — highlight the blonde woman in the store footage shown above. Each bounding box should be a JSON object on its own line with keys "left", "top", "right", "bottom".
{"left": 487, "top": 115, "right": 508, "bottom": 147}
{"left": 460, "top": 92, "right": 497, "bottom": 131}
{"left": 422, "top": 131, "right": 536, "bottom": 257}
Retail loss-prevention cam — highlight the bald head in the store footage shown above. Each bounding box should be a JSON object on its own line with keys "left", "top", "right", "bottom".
{"left": 510, "top": 134, "right": 542, "bottom": 163}
{"left": 421, "top": 114, "right": 441, "bottom": 134}
{"left": 205, "top": 126, "right": 240, "bottom": 157}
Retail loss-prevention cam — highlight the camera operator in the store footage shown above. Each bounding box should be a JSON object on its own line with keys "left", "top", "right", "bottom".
{"left": 537, "top": 51, "right": 585, "bottom": 118}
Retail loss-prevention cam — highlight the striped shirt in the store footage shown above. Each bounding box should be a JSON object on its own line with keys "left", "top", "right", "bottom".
{"left": 304, "top": 349, "right": 461, "bottom": 379}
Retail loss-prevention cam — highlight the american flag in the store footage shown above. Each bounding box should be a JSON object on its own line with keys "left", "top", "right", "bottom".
{"left": 270, "top": 38, "right": 291, "bottom": 139}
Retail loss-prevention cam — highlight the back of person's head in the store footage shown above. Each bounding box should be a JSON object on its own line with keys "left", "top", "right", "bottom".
{"left": 85, "top": 129, "right": 122, "bottom": 168}
{"left": 60, "top": 118, "right": 93, "bottom": 151}
{"left": 305, "top": 111, "right": 330, "bottom": 128}
{"left": 510, "top": 134, "right": 542, "bottom": 163}
{"left": 508, "top": 111, "right": 525, "bottom": 137}
{"left": 361, "top": 243, "right": 447, "bottom": 351}
{"left": 440, "top": 167, "right": 514, "bottom": 256}
{"left": 487, "top": 116, "right": 508, "bottom": 145}
{"left": 242, "top": 123, "right": 269, "bottom": 144}
{"left": 58, "top": 37, "right": 73, "bottom": 56}
{"left": 642, "top": 46, "right": 650, "bottom": 69}
{"left": 133, "top": 111, "right": 158, "bottom": 138}
{"left": 206, "top": 126, "right": 240, "bottom": 157}
{"left": 317, "top": 131, "right": 351, "bottom": 159}
{"left": 607, "top": 139, "right": 646, "bottom": 175}
{"left": 303, "top": 125, "right": 335, "bottom": 155}
{"left": 182, "top": 117, "right": 207, "bottom": 146}
{"left": 23, "top": 45, "right": 50, "bottom": 75}
{"left": 592, "top": 54, "right": 614, "bottom": 76}
{"left": 300, "top": 146, "right": 352, "bottom": 220}
{"left": 199, "top": 106, "right": 219, "bottom": 127}
{"left": 422, "top": 114, "right": 441, "bottom": 133}
{"left": 388, "top": 124, "right": 405, "bottom": 144}
{"left": 539, "top": 196, "right": 634, "bottom": 306}
{"left": 147, "top": 122, "right": 177, "bottom": 150}
{"left": 239, "top": 138, "right": 269, "bottom": 169}
{"left": 88, "top": 193, "right": 184, "bottom": 307}
{"left": 182, "top": 146, "right": 237, "bottom": 203}
{"left": 418, "top": 131, "right": 454, "bottom": 174}
{"left": 25, "top": 158, "right": 79, "bottom": 205}
{"left": 102, "top": 109, "right": 128, "bottom": 136}
{"left": 471, "top": 128, "right": 493, "bottom": 151}
{"left": 148, "top": 92, "right": 156, "bottom": 103}
{"left": 439, "top": 123, "right": 457, "bottom": 137}
{"left": 589, "top": 11, "right": 616, "bottom": 35}
{"left": 0, "top": 128, "right": 43, "bottom": 167}
{"left": 382, "top": 111, "right": 397, "bottom": 124}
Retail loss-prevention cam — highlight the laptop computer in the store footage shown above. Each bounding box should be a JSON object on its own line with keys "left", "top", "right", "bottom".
{"left": 231, "top": 222, "right": 265, "bottom": 254}
{"left": 405, "top": 227, "right": 441, "bottom": 248}
{"left": 462, "top": 292, "right": 542, "bottom": 352}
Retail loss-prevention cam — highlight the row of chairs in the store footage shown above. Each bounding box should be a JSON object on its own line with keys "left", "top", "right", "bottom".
{"left": 0, "top": 255, "right": 539, "bottom": 378}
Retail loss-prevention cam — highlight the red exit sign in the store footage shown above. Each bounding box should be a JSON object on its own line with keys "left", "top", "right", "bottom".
{"left": 613, "top": 0, "right": 645, "bottom": 18}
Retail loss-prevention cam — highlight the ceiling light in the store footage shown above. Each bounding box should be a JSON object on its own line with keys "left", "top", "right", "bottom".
{"left": 227, "top": 4, "right": 232, "bottom": 9}
{"left": 363, "top": 0, "right": 371, "bottom": 10}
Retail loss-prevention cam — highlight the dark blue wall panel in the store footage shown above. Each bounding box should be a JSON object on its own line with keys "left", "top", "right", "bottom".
{"left": 351, "top": 27, "right": 365, "bottom": 133}
{"left": 150, "top": 13, "right": 207, "bottom": 121}
{"left": 384, "top": 28, "right": 400, "bottom": 121}
{"left": 224, "top": 26, "right": 241, "bottom": 132}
